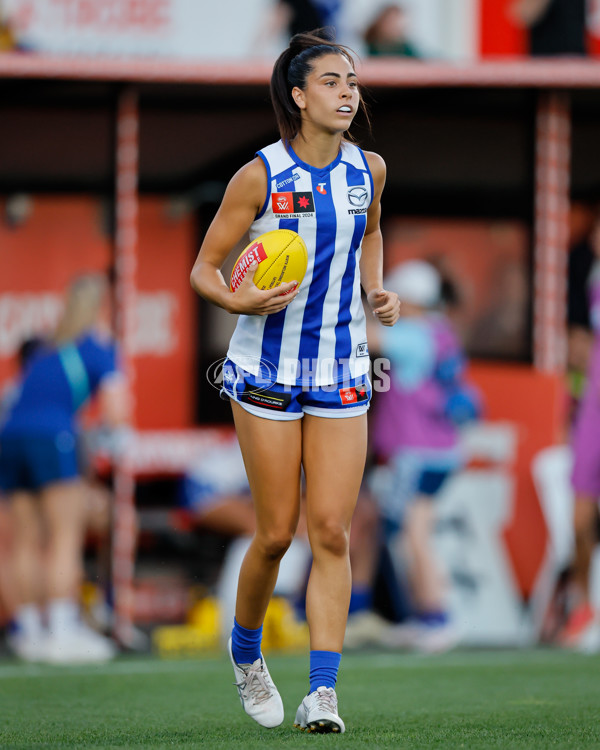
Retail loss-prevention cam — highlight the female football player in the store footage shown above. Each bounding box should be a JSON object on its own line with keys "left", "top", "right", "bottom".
{"left": 190, "top": 30, "right": 399, "bottom": 733}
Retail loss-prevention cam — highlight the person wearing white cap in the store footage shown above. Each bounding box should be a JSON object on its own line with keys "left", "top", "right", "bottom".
{"left": 369, "top": 259, "right": 481, "bottom": 653}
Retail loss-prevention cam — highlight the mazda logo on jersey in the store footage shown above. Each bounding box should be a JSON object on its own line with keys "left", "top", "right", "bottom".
{"left": 347, "top": 186, "right": 369, "bottom": 207}
{"left": 272, "top": 191, "right": 315, "bottom": 216}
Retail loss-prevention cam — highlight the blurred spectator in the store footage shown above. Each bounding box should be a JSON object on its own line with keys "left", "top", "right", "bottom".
{"left": 511, "top": 0, "right": 587, "bottom": 56}
{"left": 0, "top": 0, "right": 30, "bottom": 53}
{"left": 566, "top": 202, "right": 598, "bottom": 420}
{"left": 277, "top": 0, "right": 325, "bottom": 38}
{"left": 0, "top": 273, "right": 129, "bottom": 663}
{"left": 368, "top": 260, "right": 481, "bottom": 653}
{"left": 0, "top": 336, "right": 46, "bottom": 639}
{"left": 0, "top": 1, "right": 16, "bottom": 52}
{"left": 261, "top": 0, "right": 340, "bottom": 48}
{"left": 363, "top": 4, "right": 421, "bottom": 58}
{"left": 469, "top": 257, "right": 529, "bottom": 359}
{"left": 565, "top": 214, "right": 600, "bottom": 651}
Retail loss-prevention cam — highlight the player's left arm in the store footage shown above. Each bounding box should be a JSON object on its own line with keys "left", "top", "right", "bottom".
{"left": 359, "top": 151, "right": 400, "bottom": 327}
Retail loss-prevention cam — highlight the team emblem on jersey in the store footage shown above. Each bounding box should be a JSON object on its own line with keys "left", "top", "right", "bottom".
{"left": 338, "top": 383, "right": 369, "bottom": 405}
{"left": 347, "top": 185, "right": 369, "bottom": 215}
{"left": 271, "top": 191, "right": 315, "bottom": 217}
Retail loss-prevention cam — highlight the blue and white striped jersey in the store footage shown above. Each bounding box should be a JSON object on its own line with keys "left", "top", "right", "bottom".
{"left": 227, "top": 139, "right": 373, "bottom": 386}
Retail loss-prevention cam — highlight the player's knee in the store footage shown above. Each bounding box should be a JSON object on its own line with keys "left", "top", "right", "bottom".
{"left": 257, "top": 529, "right": 294, "bottom": 561}
{"left": 312, "top": 520, "right": 349, "bottom": 558}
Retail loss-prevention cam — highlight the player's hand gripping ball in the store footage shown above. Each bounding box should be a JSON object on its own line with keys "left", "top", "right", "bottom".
{"left": 230, "top": 229, "right": 308, "bottom": 294}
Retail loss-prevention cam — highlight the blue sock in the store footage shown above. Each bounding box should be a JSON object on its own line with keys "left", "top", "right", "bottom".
{"left": 309, "top": 650, "right": 341, "bottom": 692}
{"left": 231, "top": 618, "right": 263, "bottom": 665}
{"left": 348, "top": 586, "right": 372, "bottom": 614}
{"left": 418, "top": 611, "right": 449, "bottom": 626}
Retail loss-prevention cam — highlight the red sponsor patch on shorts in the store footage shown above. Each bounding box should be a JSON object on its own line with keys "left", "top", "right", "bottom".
{"left": 338, "top": 384, "right": 369, "bottom": 405}
{"left": 339, "top": 386, "right": 358, "bottom": 404}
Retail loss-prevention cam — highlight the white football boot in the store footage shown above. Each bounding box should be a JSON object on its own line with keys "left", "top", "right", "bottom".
{"left": 228, "top": 638, "right": 284, "bottom": 728}
{"left": 294, "top": 686, "right": 345, "bottom": 734}
{"left": 6, "top": 631, "right": 46, "bottom": 662}
{"left": 43, "top": 622, "right": 117, "bottom": 665}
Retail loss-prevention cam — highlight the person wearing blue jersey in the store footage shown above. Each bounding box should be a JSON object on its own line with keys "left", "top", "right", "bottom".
{"left": 191, "top": 30, "right": 400, "bottom": 734}
{"left": 0, "top": 273, "right": 129, "bottom": 664}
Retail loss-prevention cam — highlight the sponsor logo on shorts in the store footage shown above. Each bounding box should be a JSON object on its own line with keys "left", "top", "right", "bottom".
{"left": 356, "top": 342, "right": 369, "bottom": 357}
{"left": 275, "top": 173, "right": 300, "bottom": 190}
{"left": 240, "top": 388, "right": 292, "bottom": 411}
{"left": 272, "top": 191, "right": 315, "bottom": 218}
{"left": 338, "top": 383, "right": 369, "bottom": 405}
{"left": 206, "top": 356, "right": 278, "bottom": 394}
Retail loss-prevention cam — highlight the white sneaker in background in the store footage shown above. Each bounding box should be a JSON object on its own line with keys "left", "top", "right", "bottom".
{"left": 415, "top": 622, "right": 460, "bottom": 654}
{"left": 294, "top": 686, "right": 345, "bottom": 734}
{"left": 43, "top": 622, "right": 117, "bottom": 664}
{"left": 343, "top": 610, "right": 391, "bottom": 649}
{"left": 6, "top": 631, "right": 46, "bottom": 662}
{"left": 576, "top": 619, "right": 600, "bottom": 654}
{"left": 379, "top": 620, "right": 422, "bottom": 649}
{"left": 228, "top": 638, "right": 284, "bottom": 728}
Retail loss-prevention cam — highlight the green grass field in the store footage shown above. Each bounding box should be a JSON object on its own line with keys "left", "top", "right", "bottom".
{"left": 1, "top": 649, "right": 599, "bottom": 749}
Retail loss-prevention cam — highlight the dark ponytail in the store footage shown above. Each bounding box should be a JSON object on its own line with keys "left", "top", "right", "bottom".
{"left": 270, "top": 29, "right": 368, "bottom": 144}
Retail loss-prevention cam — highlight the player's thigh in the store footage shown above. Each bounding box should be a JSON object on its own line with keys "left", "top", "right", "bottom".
{"left": 231, "top": 401, "right": 303, "bottom": 533}
{"left": 41, "top": 479, "right": 87, "bottom": 543}
{"left": 302, "top": 412, "right": 368, "bottom": 529}
{"left": 10, "top": 491, "right": 42, "bottom": 547}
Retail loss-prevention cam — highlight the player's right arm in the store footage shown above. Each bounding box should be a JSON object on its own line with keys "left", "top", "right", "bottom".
{"left": 190, "top": 158, "right": 299, "bottom": 316}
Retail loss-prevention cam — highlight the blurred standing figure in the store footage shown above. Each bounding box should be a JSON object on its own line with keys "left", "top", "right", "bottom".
{"left": 370, "top": 261, "right": 480, "bottom": 653}
{"left": 363, "top": 4, "right": 421, "bottom": 58}
{"left": 511, "top": 0, "right": 587, "bottom": 56}
{"left": 277, "top": 0, "right": 325, "bottom": 38}
{"left": 0, "top": 273, "right": 129, "bottom": 663}
{"left": 566, "top": 217, "right": 600, "bottom": 651}
{"left": 0, "top": 0, "right": 17, "bottom": 52}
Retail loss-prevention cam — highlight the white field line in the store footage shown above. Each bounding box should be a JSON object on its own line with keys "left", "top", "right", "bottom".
{"left": 0, "top": 649, "right": 593, "bottom": 681}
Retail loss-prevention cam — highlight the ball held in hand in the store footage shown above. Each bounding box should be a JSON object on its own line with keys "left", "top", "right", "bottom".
{"left": 230, "top": 229, "right": 308, "bottom": 293}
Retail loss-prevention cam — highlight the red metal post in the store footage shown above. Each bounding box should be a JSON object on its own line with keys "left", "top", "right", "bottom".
{"left": 533, "top": 92, "right": 571, "bottom": 374}
{"left": 112, "top": 87, "right": 139, "bottom": 644}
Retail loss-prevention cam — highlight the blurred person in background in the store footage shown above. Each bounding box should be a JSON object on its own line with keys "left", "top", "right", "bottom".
{"left": 256, "top": 0, "right": 342, "bottom": 55}
{"left": 191, "top": 29, "right": 399, "bottom": 734}
{"left": 511, "top": 0, "right": 587, "bottom": 56}
{"left": 277, "top": 0, "right": 330, "bottom": 38}
{"left": 363, "top": 3, "right": 421, "bottom": 58}
{"left": 368, "top": 260, "right": 481, "bottom": 653}
{"left": 0, "top": 0, "right": 31, "bottom": 52}
{"left": 0, "top": 0, "right": 17, "bottom": 52}
{"left": 565, "top": 213, "right": 600, "bottom": 652}
{"left": 0, "top": 336, "right": 46, "bottom": 646}
{"left": 0, "top": 273, "right": 129, "bottom": 664}
{"left": 566, "top": 200, "right": 597, "bottom": 423}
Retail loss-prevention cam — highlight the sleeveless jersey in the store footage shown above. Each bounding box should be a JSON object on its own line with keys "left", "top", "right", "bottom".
{"left": 227, "top": 139, "right": 373, "bottom": 386}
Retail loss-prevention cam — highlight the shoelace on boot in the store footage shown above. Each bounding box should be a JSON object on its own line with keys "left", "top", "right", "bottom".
{"left": 314, "top": 688, "right": 337, "bottom": 713}
{"left": 235, "top": 663, "right": 273, "bottom": 705}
